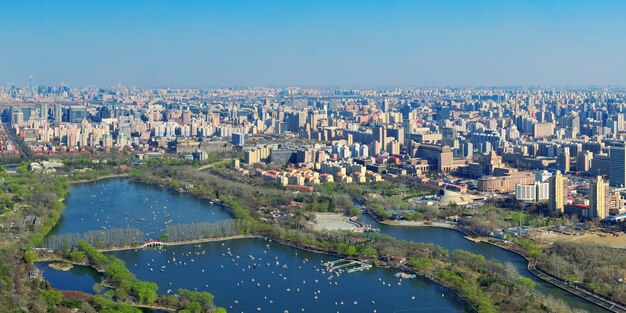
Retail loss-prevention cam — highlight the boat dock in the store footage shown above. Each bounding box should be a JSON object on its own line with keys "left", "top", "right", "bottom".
{"left": 323, "top": 259, "right": 372, "bottom": 274}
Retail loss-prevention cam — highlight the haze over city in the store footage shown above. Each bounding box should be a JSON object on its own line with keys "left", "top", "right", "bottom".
{"left": 1, "top": 2, "right": 626, "bottom": 313}
{"left": 2, "top": 0, "right": 626, "bottom": 87}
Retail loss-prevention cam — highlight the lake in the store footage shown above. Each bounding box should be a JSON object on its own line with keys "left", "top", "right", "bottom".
{"left": 41, "top": 179, "right": 469, "bottom": 312}
{"left": 40, "top": 179, "right": 607, "bottom": 312}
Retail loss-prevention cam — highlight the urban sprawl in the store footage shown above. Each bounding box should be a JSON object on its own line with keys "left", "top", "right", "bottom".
{"left": 2, "top": 85, "right": 626, "bottom": 225}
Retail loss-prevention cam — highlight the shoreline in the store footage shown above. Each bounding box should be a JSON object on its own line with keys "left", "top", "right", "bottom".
{"left": 46, "top": 177, "right": 478, "bottom": 312}
{"left": 365, "top": 209, "right": 474, "bottom": 237}
{"left": 69, "top": 173, "right": 129, "bottom": 184}
{"left": 43, "top": 234, "right": 477, "bottom": 313}
{"left": 52, "top": 175, "right": 619, "bottom": 313}
{"left": 366, "top": 210, "right": 625, "bottom": 313}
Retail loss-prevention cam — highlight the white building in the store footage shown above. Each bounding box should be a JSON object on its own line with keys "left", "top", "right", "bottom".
{"left": 515, "top": 181, "right": 549, "bottom": 203}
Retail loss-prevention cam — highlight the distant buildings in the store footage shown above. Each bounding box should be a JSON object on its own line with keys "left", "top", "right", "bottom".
{"left": 3, "top": 84, "right": 626, "bottom": 219}
{"left": 609, "top": 144, "right": 626, "bottom": 187}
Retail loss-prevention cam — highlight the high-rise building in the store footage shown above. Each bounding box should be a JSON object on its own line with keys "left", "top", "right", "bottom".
{"left": 182, "top": 109, "right": 192, "bottom": 125}
{"left": 589, "top": 176, "right": 608, "bottom": 220}
{"left": 548, "top": 171, "right": 566, "bottom": 214}
{"left": 373, "top": 125, "right": 387, "bottom": 148}
{"left": 68, "top": 107, "right": 88, "bottom": 123}
{"left": 232, "top": 133, "right": 245, "bottom": 146}
{"left": 54, "top": 104, "right": 63, "bottom": 123}
{"left": 38, "top": 103, "right": 48, "bottom": 120}
{"left": 576, "top": 151, "right": 593, "bottom": 172}
{"left": 556, "top": 149, "right": 570, "bottom": 173}
{"left": 609, "top": 144, "right": 626, "bottom": 187}
{"left": 287, "top": 111, "right": 307, "bottom": 132}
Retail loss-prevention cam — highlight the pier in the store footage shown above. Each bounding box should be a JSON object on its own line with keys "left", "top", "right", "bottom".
{"left": 323, "top": 259, "right": 372, "bottom": 274}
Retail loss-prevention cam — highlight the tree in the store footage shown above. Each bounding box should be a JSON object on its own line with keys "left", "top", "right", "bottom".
{"left": 185, "top": 302, "right": 202, "bottom": 313}
{"left": 518, "top": 276, "right": 536, "bottom": 290}
{"left": 40, "top": 289, "right": 63, "bottom": 306}
{"left": 360, "top": 246, "right": 378, "bottom": 258}
{"left": 93, "top": 283, "right": 104, "bottom": 294}
{"left": 23, "top": 251, "right": 37, "bottom": 263}
{"left": 132, "top": 281, "right": 158, "bottom": 304}
{"left": 68, "top": 250, "right": 88, "bottom": 263}
{"left": 348, "top": 207, "right": 361, "bottom": 217}
{"left": 345, "top": 245, "right": 357, "bottom": 256}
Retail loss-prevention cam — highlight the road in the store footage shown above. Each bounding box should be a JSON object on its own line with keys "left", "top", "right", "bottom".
{"left": 3, "top": 123, "right": 31, "bottom": 158}
{"left": 528, "top": 265, "right": 626, "bottom": 313}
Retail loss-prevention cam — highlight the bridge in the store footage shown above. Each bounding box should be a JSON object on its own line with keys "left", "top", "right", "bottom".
{"left": 95, "top": 234, "right": 259, "bottom": 252}
{"left": 141, "top": 240, "right": 167, "bottom": 248}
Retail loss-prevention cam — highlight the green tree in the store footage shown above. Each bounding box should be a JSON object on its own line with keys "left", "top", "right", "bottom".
{"left": 23, "top": 251, "right": 37, "bottom": 263}
{"left": 68, "top": 250, "right": 88, "bottom": 263}
{"left": 185, "top": 302, "right": 202, "bottom": 313}
{"left": 345, "top": 245, "right": 357, "bottom": 256}
{"left": 132, "top": 281, "right": 158, "bottom": 304}
{"left": 93, "top": 283, "right": 105, "bottom": 294}
{"left": 360, "top": 246, "right": 378, "bottom": 258}
{"left": 40, "top": 289, "right": 63, "bottom": 306}
{"left": 518, "top": 276, "right": 536, "bottom": 290}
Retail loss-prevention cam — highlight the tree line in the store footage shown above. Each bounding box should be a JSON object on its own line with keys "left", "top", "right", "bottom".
{"left": 163, "top": 220, "right": 253, "bottom": 242}
{"left": 44, "top": 228, "right": 144, "bottom": 250}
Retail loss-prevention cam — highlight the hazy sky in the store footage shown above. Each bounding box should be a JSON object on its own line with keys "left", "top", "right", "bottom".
{"left": 1, "top": 0, "right": 625, "bottom": 88}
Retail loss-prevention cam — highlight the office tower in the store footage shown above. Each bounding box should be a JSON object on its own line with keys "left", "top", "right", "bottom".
{"left": 589, "top": 176, "right": 608, "bottom": 220}
{"left": 382, "top": 99, "right": 390, "bottom": 113}
{"left": 38, "top": 103, "right": 48, "bottom": 120}
{"left": 373, "top": 125, "right": 386, "bottom": 148}
{"left": 11, "top": 108, "right": 24, "bottom": 126}
{"left": 548, "top": 171, "right": 566, "bottom": 214}
{"left": 232, "top": 133, "right": 245, "bottom": 146}
{"left": 609, "top": 144, "right": 626, "bottom": 187}
{"left": 53, "top": 104, "right": 63, "bottom": 123}
{"left": 287, "top": 111, "right": 307, "bottom": 132}
{"left": 68, "top": 107, "right": 88, "bottom": 123}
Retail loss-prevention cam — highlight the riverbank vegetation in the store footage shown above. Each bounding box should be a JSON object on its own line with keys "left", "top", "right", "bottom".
{"left": 0, "top": 168, "right": 72, "bottom": 311}
{"left": 75, "top": 240, "right": 225, "bottom": 313}
{"left": 2, "top": 156, "right": 611, "bottom": 312}
{"left": 44, "top": 227, "right": 144, "bottom": 250}
{"left": 128, "top": 161, "right": 586, "bottom": 313}
{"left": 537, "top": 241, "right": 626, "bottom": 304}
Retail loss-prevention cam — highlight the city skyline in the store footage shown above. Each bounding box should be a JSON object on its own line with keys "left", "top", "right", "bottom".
{"left": 2, "top": 0, "right": 626, "bottom": 88}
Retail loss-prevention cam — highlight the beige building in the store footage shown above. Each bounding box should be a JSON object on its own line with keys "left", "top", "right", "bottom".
{"left": 477, "top": 172, "right": 535, "bottom": 192}
{"left": 533, "top": 122, "right": 555, "bottom": 138}
{"left": 589, "top": 176, "right": 608, "bottom": 220}
{"left": 548, "top": 171, "right": 566, "bottom": 214}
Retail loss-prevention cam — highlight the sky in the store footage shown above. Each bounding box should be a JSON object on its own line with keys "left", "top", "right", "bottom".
{"left": 1, "top": 0, "right": 625, "bottom": 88}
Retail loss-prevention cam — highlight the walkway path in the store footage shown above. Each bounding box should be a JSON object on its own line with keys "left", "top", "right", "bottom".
{"left": 196, "top": 159, "right": 231, "bottom": 171}
{"left": 96, "top": 234, "right": 258, "bottom": 252}
{"left": 359, "top": 201, "right": 626, "bottom": 313}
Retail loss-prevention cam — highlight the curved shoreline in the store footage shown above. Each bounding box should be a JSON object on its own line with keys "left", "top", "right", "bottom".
{"left": 47, "top": 176, "right": 617, "bottom": 313}
{"left": 366, "top": 211, "right": 625, "bottom": 313}
{"left": 69, "top": 173, "right": 129, "bottom": 184}
{"left": 39, "top": 235, "right": 476, "bottom": 313}
{"left": 365, "top": 209, "right": 473, "bottom": 236}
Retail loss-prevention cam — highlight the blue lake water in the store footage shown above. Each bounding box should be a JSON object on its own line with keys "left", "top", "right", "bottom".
{"left": 39, "top": 179, "right": 607, "bottom": 312}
